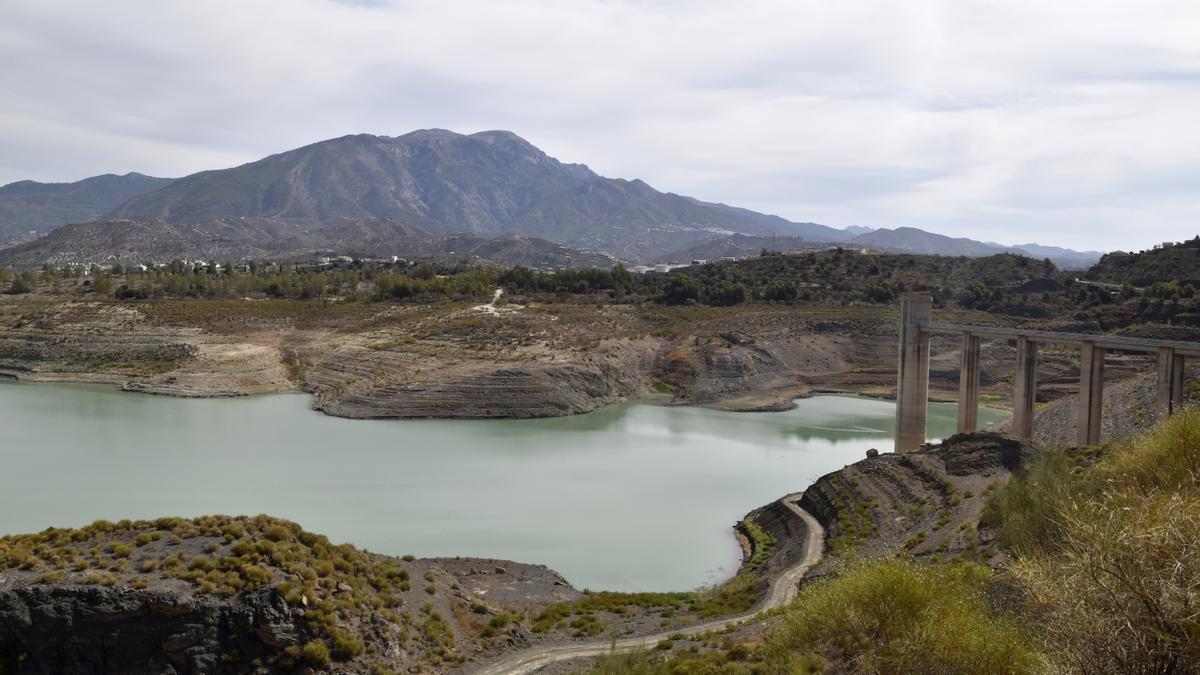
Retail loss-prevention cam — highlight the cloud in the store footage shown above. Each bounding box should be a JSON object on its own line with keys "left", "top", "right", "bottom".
{"left": 0, "top": 0, "right": 1196, "bottom": 250}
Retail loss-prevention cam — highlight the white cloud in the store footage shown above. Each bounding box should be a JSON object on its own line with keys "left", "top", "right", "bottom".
{"left": 0, "top": 0, "right": 1197, "bottom": 250}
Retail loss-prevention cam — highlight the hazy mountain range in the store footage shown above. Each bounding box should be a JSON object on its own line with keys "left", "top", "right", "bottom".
{"left": 0, "top": 173, "right": 173, "bottom": 241}
{"left": 0, "top": 129, "right": 1104, "bottom": 268}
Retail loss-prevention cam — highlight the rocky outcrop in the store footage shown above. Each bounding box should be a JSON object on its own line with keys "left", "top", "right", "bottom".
{"left": 306, "top": 336, "right": 658, "bottom": 419}
{"left": 796, "top": 434, "right": 1037, "bottom": 569}
{"left": 315, "top": 361, "right": 648, "bottom": 418}
{"left": 935, "top": 432, "right": 1035, "bottom": 475}
{"left": 745, "top": 498, "right": 813, "bottom": 576}
{"left": 0, "top": 585, "right": 310, "bottom": 674}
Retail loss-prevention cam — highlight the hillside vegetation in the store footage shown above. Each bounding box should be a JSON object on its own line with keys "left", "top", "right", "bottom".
{"left": 590, "top": 408, "right": 1200, "bottom": 674}
{"left": 8, "top": 244, "right": 1199, "bottom": 328}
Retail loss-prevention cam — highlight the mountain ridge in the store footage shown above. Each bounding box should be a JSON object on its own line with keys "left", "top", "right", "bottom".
{"left": 105, "top": 130, "right": 848, "bottom": 259}
{"left": 0, "top": 172, "right": 175, "bottom": 243}
{"left": 0, "top": 129, "right": 1102, "bottom": 267}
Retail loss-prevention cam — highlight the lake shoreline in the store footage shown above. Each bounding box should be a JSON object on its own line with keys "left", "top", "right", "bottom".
{"left": 0, "top": 380, "right": 1002, "bottom": 592}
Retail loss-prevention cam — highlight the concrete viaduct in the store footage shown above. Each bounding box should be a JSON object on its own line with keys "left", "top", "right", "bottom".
{"left": 894, "top": 292, "right": 1200, "bottom": 452}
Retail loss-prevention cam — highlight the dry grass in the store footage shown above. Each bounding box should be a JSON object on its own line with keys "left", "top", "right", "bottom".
{"left": 1005, "top": 408, "right": 1200, "bottom": 672}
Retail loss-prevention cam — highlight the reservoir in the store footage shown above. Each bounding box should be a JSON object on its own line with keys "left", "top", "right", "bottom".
{"left": 0, "top": 381, "right": 1004, "bottom": 592}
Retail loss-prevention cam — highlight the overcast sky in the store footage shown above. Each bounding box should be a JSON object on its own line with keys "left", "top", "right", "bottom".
{"left": 2, "top": 0, "right": 1197, "bottom": 251}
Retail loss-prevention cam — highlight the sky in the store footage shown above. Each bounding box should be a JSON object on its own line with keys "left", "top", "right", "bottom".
{"left": 1, "top": 0, "right": 1198, "bottom": 252}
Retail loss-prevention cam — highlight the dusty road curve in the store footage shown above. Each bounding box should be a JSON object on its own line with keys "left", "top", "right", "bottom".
{"left": 463, "top": 492, "right": 824, "bottom": 675}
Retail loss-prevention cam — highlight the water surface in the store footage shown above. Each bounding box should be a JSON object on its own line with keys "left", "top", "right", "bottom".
{"left": 0, "top": 381, "right": 1004, "bottom": 591}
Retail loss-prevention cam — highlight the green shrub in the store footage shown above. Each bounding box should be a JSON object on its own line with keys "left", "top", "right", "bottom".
{"left": 329, "top": 627, "right": 364, "bottom": 660}
{"left": 981, "top": 449, "right": 1092, "bottom": 553}
{"left": 302, "top": 639, "right": 331, "bottom": 667}
{"left": 1103, "top": 406, "right": 1200, "bottom": 492}
{"left": 109, "top": 542, "right": 134, "bottom": 558}
{"left": 763, "top": 559, "right": 1036, "bottom": 674}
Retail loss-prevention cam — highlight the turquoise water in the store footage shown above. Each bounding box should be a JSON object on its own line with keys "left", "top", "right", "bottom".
{"left": 0, "top": 381, "right": 1003, "bottom": 591}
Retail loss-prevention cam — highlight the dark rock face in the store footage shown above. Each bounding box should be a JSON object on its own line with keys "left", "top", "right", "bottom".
{"left": 935, "top": 432, "right": 1036, "bottom": 475}
{"left": 0, "top": 585, "right": 310, "bottom": 674}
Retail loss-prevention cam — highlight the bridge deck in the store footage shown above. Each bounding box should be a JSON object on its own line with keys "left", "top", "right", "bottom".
{"left": 922, "top": 320, "right": 1200, "bottom": 357}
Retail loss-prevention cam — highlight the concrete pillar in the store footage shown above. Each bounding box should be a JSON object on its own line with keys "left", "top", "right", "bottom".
{"left": 957, "top": 332, "right": 981, "bottom": 433}
{"left": 1158, "top": 347, "right": 1187, "bottom": 417}
{"left": 895, "top": 294, "right": 932, "bottom": 453}
{"left": 1157, "top": 347, "right": 1174, "bottom": 417}
{"left": 1172, "top": 352, "right": 1185, "bottom": 413}
{"left": 1012, "top": 336, "right": 1038, "bottom": 440}
{"left": 1077, "top": 342, "right": 1104, "bottom": 446}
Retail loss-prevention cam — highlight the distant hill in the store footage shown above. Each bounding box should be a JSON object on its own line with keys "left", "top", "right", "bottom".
{"left": 1084, "top": 238, "right": 1200, "bottom": 286}
{"left": 1010, "top": 242, "right": 1106, "bottom": 270}
{"left": 667, "top": 227, "right": 1102, "bottom": 269}
{"left": 0, "top": 173, "right": 174, "bottom": 244}
{"left": 107, "top": 130, "right": 851, "bottom": 261}
{"left": 846, "top": 227, "right": 1101, "bottom": 269}
{"left": 849, "top": 227, "right": 1011, "bottom": 257}
{"left": 0, "top": 218, "right": 614, "bottom": 270}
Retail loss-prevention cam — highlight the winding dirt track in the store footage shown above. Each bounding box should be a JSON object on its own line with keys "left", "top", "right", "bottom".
{"left": 464, "top": 492, "right": 824, "bottom": 675}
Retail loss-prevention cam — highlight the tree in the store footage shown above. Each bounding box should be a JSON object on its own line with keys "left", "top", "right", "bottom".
{"left": 93, "top": 273, "right": 114, "bottom": 296}
{"left": 707, "top": 281, "right": 748, "bottom": 306}
{"left": 7, "top": 273, "right": 32, "bottom": 295}
{"left": 661, "top": 274, "right": 700, "bottom": 305}
{"left": 764, "top": 280, "right": 799, "bottom": 302}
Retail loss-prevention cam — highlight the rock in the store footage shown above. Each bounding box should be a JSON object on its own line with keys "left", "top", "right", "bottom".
{"left": 494, "top": 566, "right": 507, "bottom": 575}
{"left": 0, "top": 585, "right": 313, "bottom": 674}
{"left": 866, "top": 447, "right": 879, "bottom": 458}
{"left": 936, "top": 432, "right": 1036, "bottom": 475}
{"left": 337, "top": 582, "right": 353, "bottom": 593}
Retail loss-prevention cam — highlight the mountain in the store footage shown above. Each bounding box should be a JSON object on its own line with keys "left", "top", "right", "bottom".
{"left": 107, "top": 130, "right": 849, "bottom": 261}
{"left": 0, "top": 218, "right": 615, "bottom": 270}
{"left": 1010, "top": 243, "right": 1104, "bottom": 270}
{"left": 0, "top": 173, "right": 174, "bottom": 244}
{"left": 847, "top": 227, "right": 1102, "bottom": 269}
{"left": 849, "top": 227, "right": 1007, "bottom": 257}
{"left": 842, "top": 225, "right": 876, "bottom": 236}
{"left": 0, "top": 131, "right": 1105, "bottom": 268}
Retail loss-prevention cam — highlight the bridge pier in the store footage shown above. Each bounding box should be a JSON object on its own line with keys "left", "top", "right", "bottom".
{"left": 894, "top": 293, "right": 931, "bottom": 453}
{"left": 893, "top": 299, "right": 1196, "bottom": 454}
{"left": 1077, "top": 342, "right": 1105, "bottom": 446}
{"left": 1157, "top": 347, "right": 1186, "bottom": 418}
{"left": 1011, "top": 336, "right": 1038, "bottom": 440}
{"left": 957, "top": 332, "right": 981, "bottom": 433}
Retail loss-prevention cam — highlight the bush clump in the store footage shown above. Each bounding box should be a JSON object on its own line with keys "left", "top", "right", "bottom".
{"left": 763, "top": 559, "right": 1036, "bottom": 674}
{"left": 1001, "top": 407, "right": 1200, "bottom": 672}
